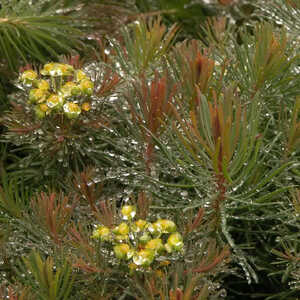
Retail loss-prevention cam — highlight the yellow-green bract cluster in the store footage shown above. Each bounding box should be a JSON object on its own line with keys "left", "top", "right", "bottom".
{"left": 19, "top": 63, "right": 94, "bottom": 119}
{"left": 91, "top": 205, "right": 184, "bottom": 268}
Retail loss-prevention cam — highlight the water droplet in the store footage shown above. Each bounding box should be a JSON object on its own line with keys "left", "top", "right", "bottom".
{"left": 180, "top": 191, "right": 188, "bottom": 197}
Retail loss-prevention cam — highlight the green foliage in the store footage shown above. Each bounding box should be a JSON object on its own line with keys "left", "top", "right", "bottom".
{"left": 0, "top": 171, "right": 30, "bottom": 218}
{"left": 0, "top": 0, "right": 86, "bottom": 70}
{"left": 0, "top": 1, "right": 300, "bottom": 299}
{"left": 16, "top": 250, "right": 74, "bottom": 300}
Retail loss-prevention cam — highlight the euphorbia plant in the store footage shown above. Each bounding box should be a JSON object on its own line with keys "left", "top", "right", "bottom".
{"left": 1, "top": 59, "right": 120, "bottom": 178}
{"left": 91, "top": 204, "right": 184, "bottom": 269}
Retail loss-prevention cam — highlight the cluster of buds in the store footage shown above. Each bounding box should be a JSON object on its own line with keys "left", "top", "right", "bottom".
{"left": 19, "top": 63, "right": 94, "bottom": 119}
{"left": 91, "top": 205, "right": 184, "bottom": 268}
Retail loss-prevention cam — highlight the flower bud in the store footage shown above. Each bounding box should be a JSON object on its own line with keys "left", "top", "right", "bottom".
{"left": 139, "top": 232, "right": 151, "bottom": 245}
{"left": 34, "top": 105, "right": 46, "bottom": 119}
{"left": 81, "top": 102, "right": 91, "bottom": 112}
{"left": 60, "top": 81, "right": 81, "bottom": 98}
{"left": 114, "top": 234, "right": 129, "bottom": 242}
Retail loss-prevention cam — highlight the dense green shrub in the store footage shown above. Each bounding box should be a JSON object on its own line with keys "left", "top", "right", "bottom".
{"left": 0, "top": 0, "right": 299, "bottom": 299}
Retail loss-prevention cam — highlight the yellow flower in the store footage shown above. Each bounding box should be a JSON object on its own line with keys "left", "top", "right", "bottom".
{"left": 133, "top": 249, "right": 155, "bottom": 266}
{"left": 81, "top": 102, "right": 91, "bottom": 111}
{"left": 20, "top": 70, "right": 37, "bottom": 85}
{"left": 80, "top": 79, "right": 94, "bottom": 96}
{"left": 152, "top": 219, "right": 177, "bottom": 234}
{"left": 63, "top": 102, "right": 81, "bottom": 119}
{"left": 41, "top": 63, "right": 74, "bottom": 77}
{"left": 121, "top": 205, "right": 136, "bottom": 220}
{"left": 91, "top": 225, "right": 110, "bottom": 241}
{"left": 75, "top": 69, "right": 87, "bottom": 82}
{"left": 29, "top": 88, "right": 47, "bottom": 103}
{"left": 113, "top": 244, "right": 133, "bottom": 260}
{"left": 39, "top": 103, "right": 49, "bottom": 112}
{"left": 46, "top": 94, "right": 64, "bottom": 109}
{"left": 166, "top": 232, "right": 183, "bottom": 252}
{"left": 113, "top": 222, "right": 129, "bottom": 235}
{"left": 60, "top": 81, "right": 81, "bottom": 97}
{"left": 132, "top": 219, "right": 147, "bottom": 232}
{"left": 37, "top": 79, "right": 49, "bottom": 91}
{"left": 145, "top": 238, "right": 164, "bottom": 254}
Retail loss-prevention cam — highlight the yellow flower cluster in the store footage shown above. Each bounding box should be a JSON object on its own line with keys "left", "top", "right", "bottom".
{"left": 19, "top": 63, "right": 94, "bottom": 119}
{"left": 91, "top": 205, "right": 184, "bottom": 268}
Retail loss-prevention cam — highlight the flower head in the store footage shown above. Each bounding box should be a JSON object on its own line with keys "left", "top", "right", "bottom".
{"left": 36, "top": 79, "right": 50, "bottom": 91}
{"left": 63, "top": 102, "right": 81, "bottom": 119}
{"left": 152, "top": 219, "right": 177, "bottom": 234}
{"left": 46, "top": 94, "right": 64, "bottom": 109}
{"left": 145, "top": 238, "right": 164, "bottom": 254}
{"left": 91, "top": 225, "right": 111, "bottom": 241}
{"left": 133, "top": 249, "right": 155, "bottom": 266}
{"left": 39, "top": 103, "right": 50, "bottom": 113}
{"left": 60, "top": 81, "right": 81, "bottom": 98}
{"left": 113, "top": 243, "right": 133, "bottom": 260}
{"left": 121, "top": 205, "right": 136, "bottom": 220}
{"left": 75, "top": 69, "right": 87, "bottom": 82}
{"left": 166, "top": 232, "right": 183, "bottom": 252}
{"left": 20, "top": 70, "right": 38, "bottom": 86}
{"left": 41, "top": 63, "right": 74, "bottom": 77}
{"left": 113, "top": 222, "right": 129, "bottom": 235}
{"left": 80, "top": 79, "right": 94, "bottom": 96}
{"left": 29, "top": 88, "right": 48, "bottom": 104}
{"left": 132, "top": 219, "right": 147, "bottom": 232}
